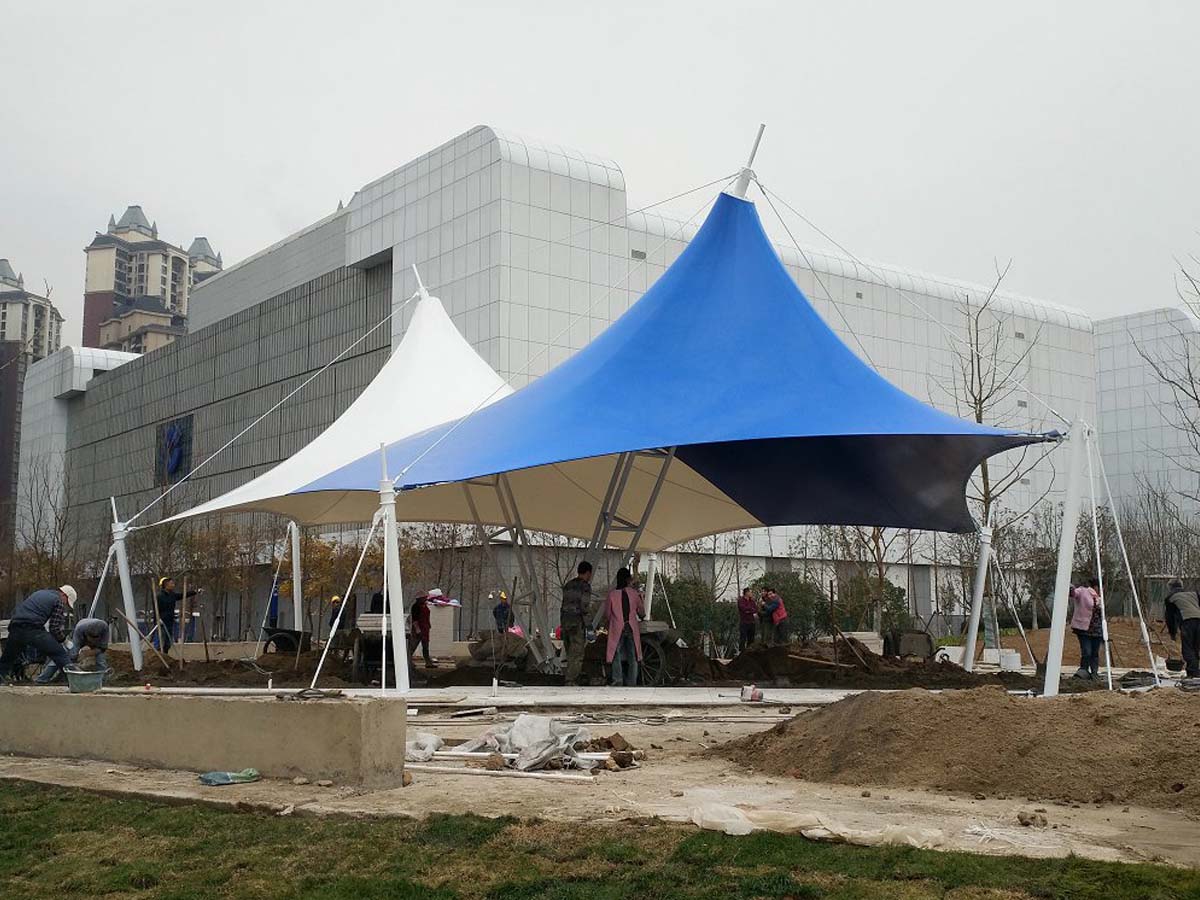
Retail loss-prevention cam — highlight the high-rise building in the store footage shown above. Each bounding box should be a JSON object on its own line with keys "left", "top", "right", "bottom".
{"left": 0, "top": 258, "right": 64, "bottom": 547}
{"left": 82, "top": 205, "right": 221, "bottom": 350}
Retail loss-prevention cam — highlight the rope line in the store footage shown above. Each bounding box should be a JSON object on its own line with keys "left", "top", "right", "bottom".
{"left": 756, "top": 181, "right": 1070, "bottom": 429}
{"left": 756, "top": 182, "right": 877, "bottom": 367}
{"left": 128, "top": 290, "right": 421, "bottom": 527}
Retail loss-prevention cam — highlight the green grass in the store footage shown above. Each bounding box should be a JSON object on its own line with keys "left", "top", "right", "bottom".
{"left": 1, "top": 781, "right": 1198, "bottom": 899}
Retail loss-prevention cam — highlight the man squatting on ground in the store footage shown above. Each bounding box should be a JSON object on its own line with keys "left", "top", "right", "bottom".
{"left": 561, "top": 561, "right": 594, "bottom": 685}
{"left": 36, "top": 617, "right": 111, "bottom": 684}
{"left": 0, "top": 586, "right": 78, "bottom": 684}
{"left": 1165, "top": 578, "right": 1200, "bottom": 678}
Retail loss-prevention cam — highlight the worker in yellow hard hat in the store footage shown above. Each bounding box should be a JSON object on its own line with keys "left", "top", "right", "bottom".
{"left": 492, "top": 590, "right": 513, "bottom": 633}
{"left": 328, "top": 594, "right": 348, "bottom": 630}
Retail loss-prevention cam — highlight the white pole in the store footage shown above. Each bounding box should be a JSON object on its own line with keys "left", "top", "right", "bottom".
{"left": 1095, "top": 448, "right": 1161, "bottom": 684}
{"left": 1043, "top": 420, "right": 1087, "bottom": 697}
{"left": 87, "top": 545, "right": 117, "bottom": 618}
{"left": 729, "top": 124, "right": 766, "bottom": 199}
{"left": 380, "top": 445, "right": 409, "bottom": 694}
{"left": 289, "top": 521, "right": 303, "bottom": 632}
{"left": 644, "top": 552, "right": 658, "bottom": 619}
{"left": 310, "top": 514, "right": 381, "bottom": 689}
{"left": 961, "top": 522, "right": 993, "bottom": 673}
{"left": 111, "top": 499, "right": 143, "bottom": 672}
{"left": 1085, "top": 430, "right": 1114, "bottom": 690}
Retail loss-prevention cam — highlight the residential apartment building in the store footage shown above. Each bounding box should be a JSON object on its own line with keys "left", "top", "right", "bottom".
{"left": 82, "top": 205, "right": 221, "bottom": 349}
{"left": 0, "top": 259, "right": 64, "bottom": 547}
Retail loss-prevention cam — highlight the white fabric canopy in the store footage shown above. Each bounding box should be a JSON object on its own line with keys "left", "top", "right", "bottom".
{"left": 162, "top": 292, "right": 512, "bottom": 525}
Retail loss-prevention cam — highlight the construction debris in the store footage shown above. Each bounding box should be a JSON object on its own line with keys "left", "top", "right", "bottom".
{"left": 458, "top": 714, "right": 594, "bottom": 771}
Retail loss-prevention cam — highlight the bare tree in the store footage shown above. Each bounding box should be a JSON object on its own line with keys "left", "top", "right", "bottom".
{"left": 13, "top": 453, "right": 82, "bottom": 592}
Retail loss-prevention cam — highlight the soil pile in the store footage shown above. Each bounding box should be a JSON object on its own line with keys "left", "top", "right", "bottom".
{"left": 104, "top": 649, "right": 353, "bottom": 688}
{"left": 720, "top": 686, "right": 1200, "bottom": 812}
{"left": 721, "top": 640, "right": 1070, "bottom": 692}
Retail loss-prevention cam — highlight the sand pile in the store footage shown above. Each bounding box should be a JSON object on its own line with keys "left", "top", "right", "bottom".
{"left": 720, "top": 686, "right": 1200, "bottom": 812}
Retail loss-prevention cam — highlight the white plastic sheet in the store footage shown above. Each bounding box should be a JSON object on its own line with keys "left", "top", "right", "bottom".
{"left": 458, "top": 714, "right": 591, "bottom": 771}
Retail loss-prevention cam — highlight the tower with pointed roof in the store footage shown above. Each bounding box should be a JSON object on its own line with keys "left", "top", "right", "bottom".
{"left": 82, "top": 205, "right": 221, "bottom": 349}
{"left": 0, "top": 257, "right": 64, "bottom": 548}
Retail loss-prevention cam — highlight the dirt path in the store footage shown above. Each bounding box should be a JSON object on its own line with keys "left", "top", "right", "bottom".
{"left": 3, "top": 709, "right": 1198, "bottom": 867}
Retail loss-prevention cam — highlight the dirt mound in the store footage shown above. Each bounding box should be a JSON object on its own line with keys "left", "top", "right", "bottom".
{"left": 104, "top": 649, "right": 353, "bottom": 688}
{"left": 720, "top": 640, "right": 1069, "bottom": 692}
{"left": 720, "top": 686, "right": 1200, "bottom": 812}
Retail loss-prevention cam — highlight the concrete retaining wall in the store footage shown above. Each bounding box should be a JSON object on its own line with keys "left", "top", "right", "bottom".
{"left": 0, "top": 690, "right": 406, "bottom": 786}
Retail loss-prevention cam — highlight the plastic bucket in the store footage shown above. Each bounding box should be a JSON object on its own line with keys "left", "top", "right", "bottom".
{"left": 64, "top": 668, "right": 106, "bottom": 693}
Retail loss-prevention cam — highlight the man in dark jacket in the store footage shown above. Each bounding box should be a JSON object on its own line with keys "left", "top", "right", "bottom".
{"left": 1165, "top": 578, "right": 1200, "bottom": 678}
{"left": 492, "top": 591, "right": 514, "bottom": 633}
{"left": 560, "top": 561, "right": 593, "bottom": 685}
{"left": 0, "top": 586, "right": 77, "bottom": 683}
{"left": 36, "top": 617, "right": 110, "bottom": 684}
{"left": 156, "top": 577, "right": 201, "bottom": 653}
{"left": 737, "top": 588, "right": 758, "bottom": 653}
{"left": 409, "top": 592, "right": 434, "bottom": 668}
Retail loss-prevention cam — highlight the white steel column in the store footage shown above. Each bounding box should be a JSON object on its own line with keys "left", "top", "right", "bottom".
{"left": 961, "top": 523, "right": 993, "bottom": 673}
{"left": 289, "top": 521, "right": 303, "bottom": 631}
{"left": 87, "top": 545, "right": 117, "bottom": 618}
{"left": 1043, "top": 420, "right": 1087, "bottom": 697}
{"left": 1085, "top": 431, "right": 1114, "bottom": 690}
{"left": 380, "top": 450, "right": 409, "bottom": 693}
{"left": 644, "top": 552, "right": 659, "bottom": 619}
{"left": 111, "top": 499, "right": 143, "bottom": 671}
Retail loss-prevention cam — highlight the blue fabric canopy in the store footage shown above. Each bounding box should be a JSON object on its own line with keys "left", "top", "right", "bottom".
{"left": 301, "top": 191, "right": 1051, "bottom": 543}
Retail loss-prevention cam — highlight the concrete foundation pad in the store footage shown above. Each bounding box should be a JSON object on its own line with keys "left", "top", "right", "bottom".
{"left": 0, "top": 688, "right": 405, "bottom": 786}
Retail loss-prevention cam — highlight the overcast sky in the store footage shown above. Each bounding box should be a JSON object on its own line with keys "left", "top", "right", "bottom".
{"left": 2, "top": 1, "right": 1196, "bottom": 342}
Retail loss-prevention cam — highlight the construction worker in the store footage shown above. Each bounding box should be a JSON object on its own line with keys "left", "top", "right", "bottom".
{"left": 0, "top": 586, "right": 77, "bottom": 684}
{"left": 737, "top": 587, "right": 758, "bottom": 652}
{"left": 328, "top": 594, "right": 346, "bottom": 630}
{"left": 1165, "top": 578, "right": 1200, "bottom": 678}
{"left": 763, "top": 587, "right": 790, "bottom": 645}
{"left": 36, "top": 617, "right": 111, "bottom": 684}
{"left": 156, "top": 577, "right": 201, "bottom": 653}
{"left": 492, "top": 591, "right": 513, "bottom": 633}
{"left": 409, "top": 592, "right": 435, "bottom": 669}
{"left": 561, "top": 561, "right": 593, "bottom": 685}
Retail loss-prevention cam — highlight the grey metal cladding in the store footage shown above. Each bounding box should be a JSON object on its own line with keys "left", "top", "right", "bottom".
{"left": 66, "top": 262, "right": 391, "bottom": 546}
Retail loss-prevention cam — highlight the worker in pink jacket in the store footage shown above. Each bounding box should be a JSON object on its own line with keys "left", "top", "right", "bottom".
{"left": 597, "top": 567, "right": 645, "bottom": 686}
{"left": 1069, "top": 577, "right": 1103, "bottom": 680}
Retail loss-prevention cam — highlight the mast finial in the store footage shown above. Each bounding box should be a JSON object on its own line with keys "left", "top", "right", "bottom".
{"left": 411, "top": 264, "right": 430, "bottom": 301}
{"left": 729, "top": 123, "right": 766, "bottom": 199}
